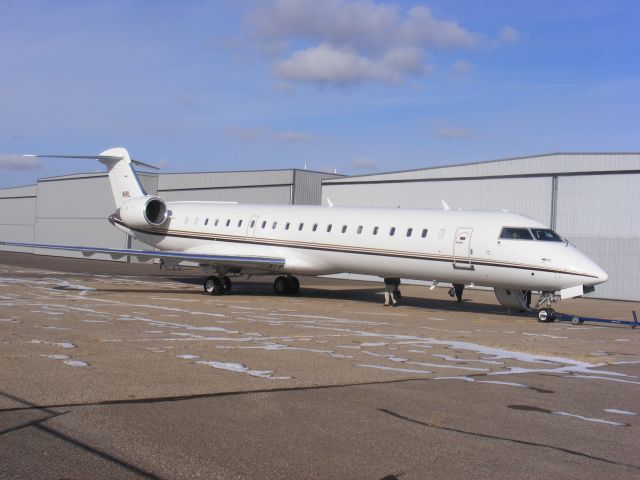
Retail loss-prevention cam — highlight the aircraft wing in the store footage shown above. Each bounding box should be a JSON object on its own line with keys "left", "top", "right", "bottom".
{"left": 0, "top": 241, "right": 286, "bottom": 271}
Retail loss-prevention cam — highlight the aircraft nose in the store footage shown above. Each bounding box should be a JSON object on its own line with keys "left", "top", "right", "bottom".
{"left": 594, "top": 266, "right": 608, "bottom": 284}
{"left": 585, "top": 261, "right": 608, "bottom": 285}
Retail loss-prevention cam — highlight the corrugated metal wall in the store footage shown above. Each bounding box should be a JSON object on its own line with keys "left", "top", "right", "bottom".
{"left": 158, "top": 170, "right": 294, "bottom": 191}
{"left": 293, "top": 171, "right": 343, "bottom": 205}
{"left": 0, "top": 185, "right": 37, "bottom": 253}
{"left": 326, "top": 153, "right": 640, "bottom": 183}
{"left": 34, "top": 174, "right": 128, "bottom": 261}
{"left": 138, "top": 172, "right": 159, "bottom": 196}
{"left": 160, "top": 186, "right": 292, "bottom": 204}
{"left": 158, "top": 170, "right": 298, "bottom": 205}
{"left": 556, "top": 173, "right": 640, "bottom": 300}
{"left": 323, "top": 177, "right": 553, "bottom": 226}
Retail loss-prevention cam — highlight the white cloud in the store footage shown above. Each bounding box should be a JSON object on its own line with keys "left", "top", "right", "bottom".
{"left": 430, "top": 118, "right": 473, "bottom": 139}
{"left": 350, "top": 157, "right": 379, "bottom": 170}
{"left": 275, "top": 43, "right": 428, "bottom": 84}
{"left": 251, "top": 0, "right": 482, "bottom": 85}
{"left": 277, "top": 131, "right": 314, "bottom": 142}
{"left": 228, "top": 126, "right": 315, "bottom": 143}
{"left": 500, "top": 26, "right": 520, "bottom": 44}
{"left": 227, "top": 126, "right": 270, "bottom": 142}
{"left": 0, "top": 154, "right": 42, "bottom": 170}
{"left": 451, "top": 60, "right": 474, "bottom": 75}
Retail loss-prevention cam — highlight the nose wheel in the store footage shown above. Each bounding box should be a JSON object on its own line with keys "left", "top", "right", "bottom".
{"left": 537, "top": 308, "right": 556, "bottom": 323}
{"left": 274, "top": 275, "right": 300, "bottom": 295}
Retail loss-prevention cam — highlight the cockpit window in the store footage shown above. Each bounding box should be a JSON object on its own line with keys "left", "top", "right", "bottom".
{"left": 499, "top": 227, "right": 533, "bottom": 240}
{"left": 531, "top": 228, "right": 563, "bottom": 242}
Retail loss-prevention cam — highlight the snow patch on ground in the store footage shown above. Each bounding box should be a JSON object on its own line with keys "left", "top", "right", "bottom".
{"left": 63, "top": 359, "right": 88, "bottom": 367}
{"left": 552, "top": 411, "right": 628, "bottom": 426}
{"left": 40, "top": 353, "right": 87, "bottom": 367}
{"left": 195, "top": 360, "right": 291, "bottom": 380}
{"left": 604, "top": 408, "right": 637, "bottom": 416}
{"left": 358, "top": 364, "right": 432, "bottom": 374}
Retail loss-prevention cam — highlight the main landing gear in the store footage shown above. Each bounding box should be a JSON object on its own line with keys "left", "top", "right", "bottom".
{"left": 203, "top": 275, "right": 232, "bottom": 295}
{"left": 273, "top": 275, "right": 300, "bottom": 295}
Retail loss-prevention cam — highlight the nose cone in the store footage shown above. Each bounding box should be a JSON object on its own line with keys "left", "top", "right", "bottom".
{"left": 581, "top": 259, "right": 608, "bottom": 286}
{"left": 565, "top": 247, "right": 608, "bottom": 286}
{"left": 592, "top": 264, "right": 608, "bottom": 285}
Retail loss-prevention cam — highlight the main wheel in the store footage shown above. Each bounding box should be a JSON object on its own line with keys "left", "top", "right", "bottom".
{"left": 223, "top": 276, "right": 232, "bottom": 292}
{"left": 204, "top": 276, "right": 224, "bottom": 295}
{"left": 274, "top": 276, "right": 289, "bottom": 295}
{"left": 289, "top": 276, "right": 300, "bottom": 294}
{"left": 537, "top": 308, "right": 556, "bottom": 323}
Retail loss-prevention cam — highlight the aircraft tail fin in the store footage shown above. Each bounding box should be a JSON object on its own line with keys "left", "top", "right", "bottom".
{"left": 25, "top": 147, "right": 159, "bottom": 208}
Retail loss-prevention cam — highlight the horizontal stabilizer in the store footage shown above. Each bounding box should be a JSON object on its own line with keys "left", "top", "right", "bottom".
{"left": 23, "top": 154, "right": 159, "bottom": 170}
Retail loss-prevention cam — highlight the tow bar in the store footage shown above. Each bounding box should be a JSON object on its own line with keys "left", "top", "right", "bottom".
{"left": 554, "top": 310, "right": 638, "bottom": 329}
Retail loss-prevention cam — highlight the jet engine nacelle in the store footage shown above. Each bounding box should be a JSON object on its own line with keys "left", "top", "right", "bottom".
{"left": 119, "top": 195, "right": 168, "bottom": 228}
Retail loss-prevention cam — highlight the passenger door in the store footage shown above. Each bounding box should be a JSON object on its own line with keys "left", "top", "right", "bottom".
{"left": 453, "top": 227, "right": 474, "bottom": 270}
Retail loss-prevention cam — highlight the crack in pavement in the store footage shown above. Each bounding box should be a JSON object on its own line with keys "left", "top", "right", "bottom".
{"left": 379, "top": 408, "right": 640, "bottom": 472}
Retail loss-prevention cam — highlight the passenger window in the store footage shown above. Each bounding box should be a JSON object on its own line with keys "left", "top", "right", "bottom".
{"left": 272, "top": 221, "right": 278, "bottom": 229}
{"left": 204, "top": 218, "right": 209, "bottom": 226}
{"left": 250, "top": 220, "right": 255, "bottom": 228}
{"left": 237, "top": 219, "right": 242, "bottom": 227}
{"left": 214, "top": 218, "right": 219, "bottom": 226}
{"left": 261, "top": 220, "right": 267, "bottom": 229}
{"left": 285, "top": 222, "right": 290, "bottom": 230}
{"left": 373, "top": 226, "right": 379, "bottom": 235}
{"left": 342, "top": 225, "right": 347, "bottom": 233}
{"left": 406, "top": 228, "right": 413, "bottom": 237}
{"left": 298, "top": 223, "right": 304, "bottom": 231}
{"left": 531, "top": 228, "right": 563, "bottom": 242}
{"left": 327, "top": 224, "right": 332, "bottom": 232}
{"left": 312, "top": 223, "right": 318, "bottom": 232}
{"left": 421, "top": 228, "right": 428, "bottom": 238}
{"left": 357, "top": 225, "right": 363, "bottom": 234}
{"left": 500, "top": 227, "right": 533, "bottom": 240}
{"left": 225, "top": 219, "right": 230, "bottom": 227}
{"left": 390, "top": 227, "right": 396, "bottom": 236}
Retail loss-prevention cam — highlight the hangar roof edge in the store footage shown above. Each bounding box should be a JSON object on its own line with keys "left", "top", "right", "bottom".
{"left": 323, "top": 152, "right": 640, "bottom": 184}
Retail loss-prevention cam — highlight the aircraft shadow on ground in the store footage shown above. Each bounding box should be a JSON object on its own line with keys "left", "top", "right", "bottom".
{"left": 11, "top": 270, "right": 530, "bottom": 318}
{"left": 159, "top": 276, "right": 530, "bottom": 318}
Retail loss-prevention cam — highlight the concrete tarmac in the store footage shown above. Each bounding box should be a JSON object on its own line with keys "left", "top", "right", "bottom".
{"left": 0, "top": 252, "right": 638, "bottom": 479}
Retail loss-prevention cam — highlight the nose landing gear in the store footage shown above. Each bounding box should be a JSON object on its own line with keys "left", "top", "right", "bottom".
{"left": 537, "top": 307, "right": 556, "bottom": 322}
{"left": 536, "top": 291, "right": 558, "bottom": 322}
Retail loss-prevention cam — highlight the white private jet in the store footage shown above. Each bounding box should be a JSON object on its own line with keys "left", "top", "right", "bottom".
{"left": 2, "top": 147, "right": 608, "bottom": 322}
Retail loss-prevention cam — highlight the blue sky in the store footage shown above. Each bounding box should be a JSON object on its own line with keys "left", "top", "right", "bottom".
{"left": 1, "top": 0, "right": 638, "bottom": 188}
